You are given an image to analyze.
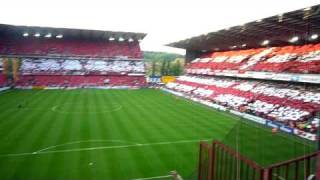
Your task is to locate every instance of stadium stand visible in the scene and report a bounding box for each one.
[186,43,320,74]
[166,5,320,180]
[16,58,146,87]
[167,27,320,138]
[170,42,320,137]
[0,58,7,87]
[19,58,145,74]
[166,75,320,134]
[0,24,147,88]
[0,38,142,58]
[16,75,145,87]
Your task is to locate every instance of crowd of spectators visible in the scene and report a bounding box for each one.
[0,36,146,88]
[20,58,145,74]
[186,43,320,74]
[0,38,142,58]
[166,75,320,134]
[16,75,146,87]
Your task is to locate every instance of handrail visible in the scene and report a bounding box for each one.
[199,140,318,180]
[266,151,318,169]
[213,140,263,170]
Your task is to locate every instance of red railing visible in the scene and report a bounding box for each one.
[198,140,318,180]
[198,142,212,180]
[211,141,264,180]
[264,151,318,180]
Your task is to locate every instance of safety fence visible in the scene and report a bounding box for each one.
[198,140,318,180]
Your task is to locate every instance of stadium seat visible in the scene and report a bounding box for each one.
[0,38,143,58]
[166,75,320,134]
[186,43,320,74]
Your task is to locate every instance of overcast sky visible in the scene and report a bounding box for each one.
[0,0,319,54]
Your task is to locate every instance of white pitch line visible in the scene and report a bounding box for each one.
[35,139,140,153]
[0,139,210,157]
[132,175,172,180]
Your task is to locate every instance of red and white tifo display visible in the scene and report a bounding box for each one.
[0,32,147,88]
[165,75,319,140]
[186,43,320,76]
[13,58,146,88]
[166,43,320,141]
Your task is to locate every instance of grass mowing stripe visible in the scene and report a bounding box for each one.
[3,90,56,179]
[66,90,87,179]
[0,91,47,138]
[87,89,105,178]
[0,89,316,180]
[156,92,239,140]
[0,90,48,153]
[26,90,69,179]
[132,93,200,175]
[34,90,71,178]
[133,90,201,176]
[113,90,156,179]
[91,89,110,178]
[100,90,126,179]
[123,91,171,178]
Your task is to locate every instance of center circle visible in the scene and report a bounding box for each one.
[52,102,122,114]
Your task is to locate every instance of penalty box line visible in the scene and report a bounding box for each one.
[0,139,211,157]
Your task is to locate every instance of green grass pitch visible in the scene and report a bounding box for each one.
[0,89,316,180]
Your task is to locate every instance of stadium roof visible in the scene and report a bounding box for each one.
[0,24,146,41]
[167,4,320,52]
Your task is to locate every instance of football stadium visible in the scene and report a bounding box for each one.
[0,2,320,180]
